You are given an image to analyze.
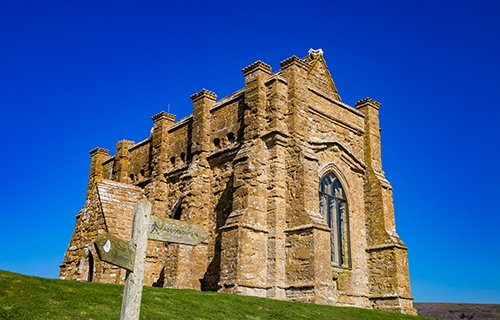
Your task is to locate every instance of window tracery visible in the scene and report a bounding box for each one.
[319,172,350,268]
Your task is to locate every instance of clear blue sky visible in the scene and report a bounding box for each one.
[0,0,498,304]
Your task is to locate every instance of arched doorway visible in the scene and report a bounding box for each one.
[87,252,94,282]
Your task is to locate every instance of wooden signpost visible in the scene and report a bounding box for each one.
[94,198,208,320]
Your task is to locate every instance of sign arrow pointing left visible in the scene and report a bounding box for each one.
[94,233,135,272]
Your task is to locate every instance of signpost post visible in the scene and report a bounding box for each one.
[94,198,207,320]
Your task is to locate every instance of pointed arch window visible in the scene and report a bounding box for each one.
[319,172,350,268]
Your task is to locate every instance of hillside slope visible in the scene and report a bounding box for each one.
[414,303,499,320]
[0,270,429,320]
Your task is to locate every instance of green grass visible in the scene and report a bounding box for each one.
[0,270,429,320]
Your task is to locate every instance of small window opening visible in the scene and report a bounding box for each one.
[180,152,186,162]
[214,138,221,148]
[170,196,184,220]
[227,132,235,143]
[170,156,176,165]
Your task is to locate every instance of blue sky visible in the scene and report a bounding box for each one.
[0,0,498,303]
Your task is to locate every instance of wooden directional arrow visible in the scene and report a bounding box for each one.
[148,216,208,245]
[94,233,135,272]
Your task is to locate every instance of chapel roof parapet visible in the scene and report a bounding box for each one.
[116,140,135,147]
[355,97,382,110]
[89,147,110,157]
[190,89,217,102]
[242,60,272,76]
[265,74,287,86]
[151,111,176,123]
[279,55,310,71]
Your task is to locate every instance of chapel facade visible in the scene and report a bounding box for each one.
[59,49,416,314]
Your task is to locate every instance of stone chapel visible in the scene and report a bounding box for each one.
[59,49,416,315]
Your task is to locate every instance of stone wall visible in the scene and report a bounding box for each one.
[60,49,416,315]
[59,179,143,284]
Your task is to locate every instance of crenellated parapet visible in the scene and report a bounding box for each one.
[191,89,217,154]
[355,98,383,174]
[242,60,272,76]
[152,111,176,123]
[87,147,110,199]
[355,97,381,110]
[190,88,217,102]
[151,111,176,178]
[279,55,310,71]
[264,74,288,135]
[89,147,110,179]
[112,140,135,183]
[242,61,272,139]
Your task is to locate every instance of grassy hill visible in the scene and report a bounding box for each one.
[414,302,499,320]
[0,270,429,320]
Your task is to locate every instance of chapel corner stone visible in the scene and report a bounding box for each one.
[151,111,176,123]
[355,97,382,110]
[90,147,110,156]
[242,60,272,75]
[190,89,217,102]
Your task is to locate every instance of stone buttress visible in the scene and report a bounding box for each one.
[219,62,271,296]
[355,98,416,314]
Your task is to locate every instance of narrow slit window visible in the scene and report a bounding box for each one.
[170,196,184,220]
[87,252,94,282]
